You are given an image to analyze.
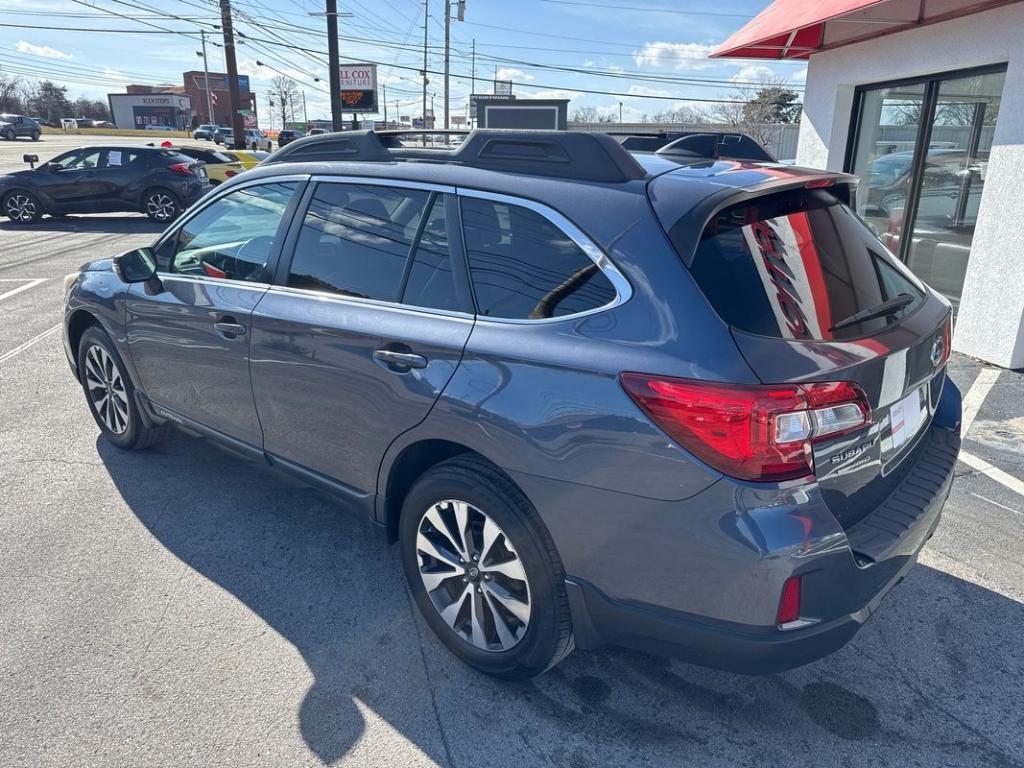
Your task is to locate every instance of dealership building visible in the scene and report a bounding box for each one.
[108,92,192,130]
[714,0,1024,369]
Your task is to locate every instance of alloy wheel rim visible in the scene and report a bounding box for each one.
[5,194,36,222]
[416,499,532,652]
[146,194,175,220]
[84,345,129,435]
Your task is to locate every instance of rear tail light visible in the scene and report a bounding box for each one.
[777,576,802,624]
[168,162,196,176]
[942,315,952,366]
[224,169,238,178]
[620,374,871,482]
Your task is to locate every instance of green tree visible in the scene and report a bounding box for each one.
[31,81,72,124]
[742,86,801,124]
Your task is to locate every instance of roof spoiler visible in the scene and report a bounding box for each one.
[656,132,775,162]
[264,128,647,183]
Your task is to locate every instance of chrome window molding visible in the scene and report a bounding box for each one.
[157,273,272,292]
[263,283,476,322]
[455,187,633,325]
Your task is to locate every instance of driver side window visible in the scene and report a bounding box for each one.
[160,182,299,283]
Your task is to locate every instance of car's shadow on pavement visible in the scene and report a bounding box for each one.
[96,431,1024,767]
[0,215,165,235]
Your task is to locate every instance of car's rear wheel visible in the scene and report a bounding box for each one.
[400,456,574,679]
[30,130,40,141]
[143,188,181,222]
[2,189,43,223]
[2,128,14,141]
[77,326,163,450]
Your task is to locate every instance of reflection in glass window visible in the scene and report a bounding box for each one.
[401,196,460,312]
[288,183,430,300]
[461,197,616,319]
[170,182,298,282]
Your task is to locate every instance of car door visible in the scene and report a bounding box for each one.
[248,178,475,497]
[39,149,106,209]
[125,178,305,447]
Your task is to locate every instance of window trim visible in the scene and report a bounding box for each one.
[150,174,310,284]
[455,187,633,324]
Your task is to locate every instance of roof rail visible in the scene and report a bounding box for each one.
[263,128,646,183]
[263,131,393,164]
[655,132,775,162]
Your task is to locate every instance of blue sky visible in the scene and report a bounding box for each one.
[0,0,806,122]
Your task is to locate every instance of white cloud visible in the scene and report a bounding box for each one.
[730,64,775,84]
[103,68,128,81]
[582,59,596,68]
[625,84,670,98]
[633,42,714,71]
[790,66,807,84]
[496,67,533,82]
[526,89,579,101]
[16,40,72,59]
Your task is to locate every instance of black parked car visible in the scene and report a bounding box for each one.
[1,146,211,224]
[277,129,304,148]
[0,114,41,141]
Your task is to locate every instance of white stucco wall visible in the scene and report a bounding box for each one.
[795,3,1024,369]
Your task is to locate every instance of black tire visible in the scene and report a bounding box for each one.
[30,130,40,141]
[400,455,574,679]
[77,326,164,451]
[3,128,14,141]
[2,189,43,224]
[142,187,181,222]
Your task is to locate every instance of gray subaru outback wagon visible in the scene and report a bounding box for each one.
[62,130,961,679]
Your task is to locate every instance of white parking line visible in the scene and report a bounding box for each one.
[0,278,46,303]
[0,323,60,365]
[961,367,1000,435]
[957,365,1024,498]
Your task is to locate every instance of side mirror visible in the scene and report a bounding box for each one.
[113,248,162,292]
[23,154,39,169]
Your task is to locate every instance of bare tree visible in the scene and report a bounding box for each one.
[0,73,21,112]
[649,105,710,124]
[710,73,801,147]
[270,75,299,128]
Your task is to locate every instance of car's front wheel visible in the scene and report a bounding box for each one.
[400,456,574,679]
[77,326,163,450]
[2,189,43,223]
[142,188,181,222]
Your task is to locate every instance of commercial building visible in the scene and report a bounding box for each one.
[713,0,1024,369]
[108,92,192,130]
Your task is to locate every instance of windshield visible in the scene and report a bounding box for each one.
[688,188,925,341]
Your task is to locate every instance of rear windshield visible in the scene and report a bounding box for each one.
[688,188,924,341]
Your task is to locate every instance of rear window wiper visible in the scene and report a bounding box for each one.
[830,293,916,332]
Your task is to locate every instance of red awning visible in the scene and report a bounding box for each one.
[711,0,1020,59]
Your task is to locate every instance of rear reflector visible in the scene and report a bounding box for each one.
[620,374,870,482]
[777,576,802,624]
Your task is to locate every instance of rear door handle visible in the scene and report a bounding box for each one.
[373,349,427,369]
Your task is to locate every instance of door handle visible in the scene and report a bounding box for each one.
[213,318,247,338]
[374,349,427,370]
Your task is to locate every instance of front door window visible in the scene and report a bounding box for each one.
[848,67,1007,311]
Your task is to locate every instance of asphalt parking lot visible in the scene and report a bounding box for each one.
[2,135,1024,768]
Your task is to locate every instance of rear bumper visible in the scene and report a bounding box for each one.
[518,382,961,674]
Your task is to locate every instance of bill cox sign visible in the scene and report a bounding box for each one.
[339,64,377,113]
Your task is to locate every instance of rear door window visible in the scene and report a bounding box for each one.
[688,188,924,340]
[460,196,616,319]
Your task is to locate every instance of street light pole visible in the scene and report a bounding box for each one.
[200,30,214,124]
[443,1,465,131]
[422,0,428,133]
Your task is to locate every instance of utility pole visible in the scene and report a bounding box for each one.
[219,0,244,149]
[383,84,387,126]
[471,38,476,128]
[422,0,428,133]
[200,30,213,124]
[326,0,343,131]
[302,90,308,126]
[444,0,450,130]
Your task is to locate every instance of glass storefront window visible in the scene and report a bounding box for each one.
[848,67,1007,312]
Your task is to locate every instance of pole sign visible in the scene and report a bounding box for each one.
[470,93,515,119]
[339,63,378,113]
